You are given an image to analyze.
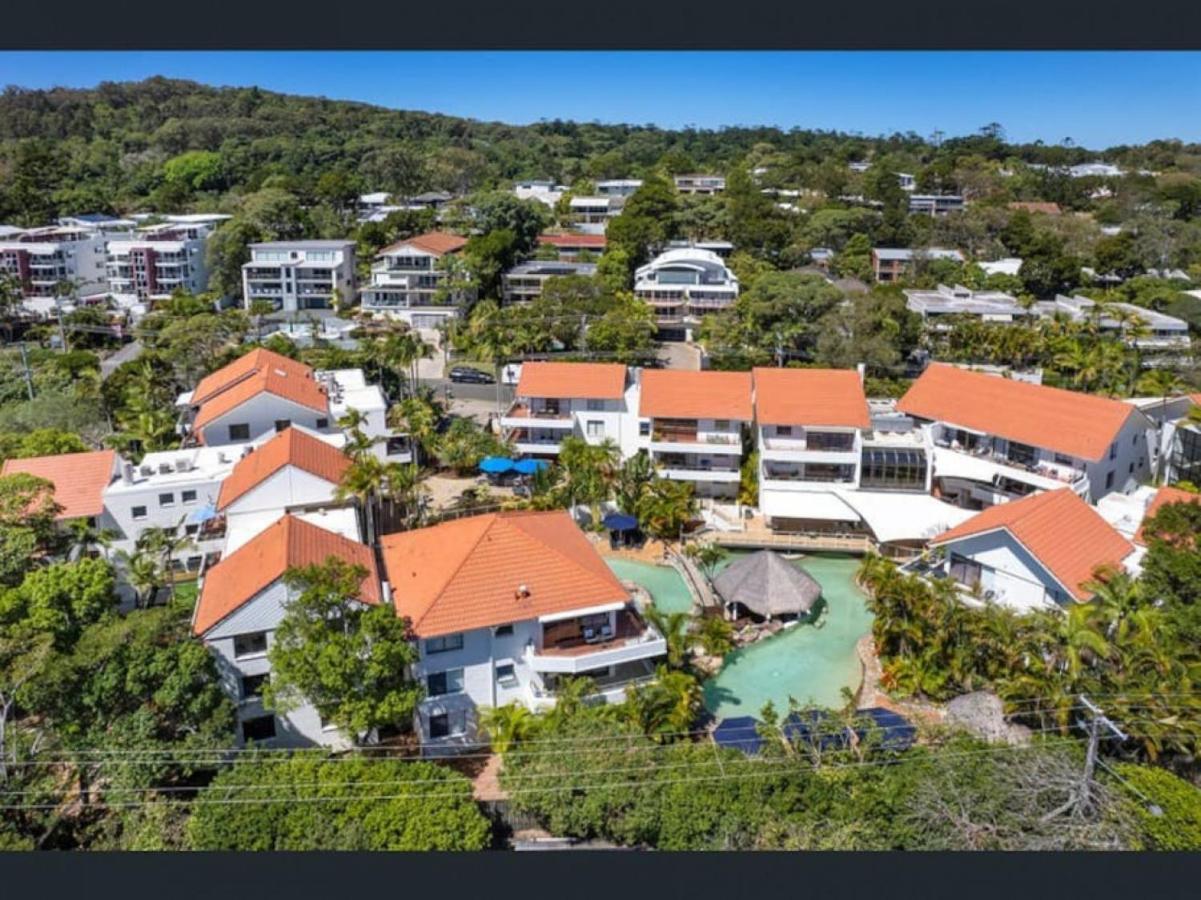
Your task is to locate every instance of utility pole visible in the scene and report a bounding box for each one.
[1078,695,1127,814]
[18,342,34,400]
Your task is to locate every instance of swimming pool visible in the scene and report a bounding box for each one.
[605,558,695,614]
[606,554,875,716]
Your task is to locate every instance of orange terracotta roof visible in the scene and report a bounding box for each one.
[380,231,467,257]
[380,510,628,637]
[1134,486,1201,546]
[898,364,1136,462]
[193,515,380,635]
[1008,202,1062,215]
[752,367,871,429]
[516,362,627,400]
[192,348,314,407]
[193,365,329,432]
[217,428,350,511]
[1,450,116,520]
[639,369,753,421]
[931,489,1133,602]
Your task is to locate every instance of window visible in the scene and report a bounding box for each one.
[241,715,276,742]
[316,418,329,429]
[949,554,983,589]
[639,421,651,437]
[386,436,410,455]
[1132,433,1138,446]
[228,423,250,442]
[185,524,199,536]
[428,710,467,739]
[496,663,518,686]
[241,673,269,699]
[1129,463,1134,474]
[586,420,604,438]
[494,624,514,637]
[186,555,202,570]
[586,399,604,411]
[776,425,793,437]
[274,419,291,433]
[714,420,730,431]
[233,632,269,659]
[1106,470,1115,490]
[181,489,197,504]
[1109,442,1117,461]
[424,634,464,655]
[131,505,147,520]
[159,492,175,507]
[426,668,464,697]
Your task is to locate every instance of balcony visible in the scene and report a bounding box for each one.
[658,465,741,483]
[526,610,666,675]
[526,660,657,708]
[501,402,574,431]
[650,430,742,455]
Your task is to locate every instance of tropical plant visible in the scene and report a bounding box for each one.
[480,702,541,755]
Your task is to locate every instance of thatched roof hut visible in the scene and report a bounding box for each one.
[713,550,822,621]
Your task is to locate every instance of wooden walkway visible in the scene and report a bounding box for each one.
[710,530,874,554]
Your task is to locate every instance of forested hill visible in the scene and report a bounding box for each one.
[1,76,1196,226]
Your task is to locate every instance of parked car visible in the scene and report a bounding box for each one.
[449,366,495,384]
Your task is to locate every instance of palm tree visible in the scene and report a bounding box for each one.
[643,607,692,669]
[557,436,619,528]
[388,391,442,467]
[137,524,195,605]
[685,541,726,586]
[1135,368,1184,483]
[479,703,540,755]
[116,548,165,610]
[66,518,117,559]
[379,461,427,531]
[335,454,387,543]
[615,450,655,514]
[693,614,734,658]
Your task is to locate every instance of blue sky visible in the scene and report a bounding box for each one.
[1,51,1198,148]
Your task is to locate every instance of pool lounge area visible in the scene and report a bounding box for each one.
[604,554,875,717]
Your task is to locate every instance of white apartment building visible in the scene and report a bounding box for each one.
[1034,295,1192,355]
[192,514,380,748]
[568,196,618,233]
[317,367,413,464]
[634,246,740,340]
[500,260,597,304]
[359,231,471,328]
[514,180,567,208]
[595,179,643,197]
[904,284,1032,327]
[898,363,1156,509]
[241,241,356,313]
[674,174,726,194]
[380,510,666,751]
[909,194,965,216]
[501,362,637,457]
[633,369,752,500]
[106,221,214,302]
[0,226,109,299]
[925,488,1136,613]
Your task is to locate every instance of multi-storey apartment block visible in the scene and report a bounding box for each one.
[380,510,666,751]
[535,232,607,260]
[634,247,740,341]
[634,369,752,500]
[898,363,1156,508]
[908,194,965,216]
[359,231,471,328]
[241,240,356,313]
[501,362,636,457]
[106,221,214,302]
[872,247,965,283]
[0,226,109,299]
[674,174,726,194]
[501,260,597,304]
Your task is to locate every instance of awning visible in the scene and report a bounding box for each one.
[759,489,861,522]
[538,601,626,623]
[834,490,974,544]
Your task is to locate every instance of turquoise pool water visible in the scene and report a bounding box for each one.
[605,558,695,614]
[606,554,875,716]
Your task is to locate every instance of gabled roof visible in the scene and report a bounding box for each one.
[516,362,627,400]
[217,428,350,511]
[192,348,314,407]
[898,363,1136,462]
[380,231,467,257]
[752,368,871,429]
[930,489,1133,602]
[1,450,116,520]
[193,515,380,636]
[638,369,753,421]
[192,356,329,432]
[380,510,628,637]
[1134,485,1201,546]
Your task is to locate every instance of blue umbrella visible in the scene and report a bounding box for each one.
[479,457,514,474]
[187,503,219,524]
[711,716,764,756]
[854,707,917,751]
[602,512,639,532]
[512,458,549,475]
